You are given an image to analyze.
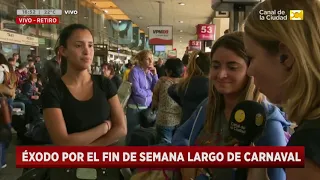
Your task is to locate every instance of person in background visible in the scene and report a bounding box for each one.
[21,74,39,104]
[34,56,42,75]
[42,47,61,87]
[126,50,158,144]
[12,53,19,67]
[172,32,288,180]
[168,50,210,125]
[101,63,122,89]
[36,74,43,93]
[122,62,133,81]
[26,59,35,69]
[15,63,28,89]
[28,66,36,75]
[155,58,165,78]
[0,53,17,169]
[152,58,184,144]
[244,0,320,179]
[7,58,16,71]
[181,54,189,77]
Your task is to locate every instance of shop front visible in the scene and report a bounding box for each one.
[0,30,39,61]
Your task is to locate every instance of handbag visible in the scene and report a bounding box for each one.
[131,95,157,128]
[0,95,11,125]
[139,107,157,128]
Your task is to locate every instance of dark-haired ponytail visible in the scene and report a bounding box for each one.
[56,24,92,76]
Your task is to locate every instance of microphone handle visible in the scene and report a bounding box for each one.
[234,168,248,180]
[234,141,251,180]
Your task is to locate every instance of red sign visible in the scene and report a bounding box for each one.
[16,16,60,24]
[197,24,216,41]
[189,40,201,50]
[16,146,304,168]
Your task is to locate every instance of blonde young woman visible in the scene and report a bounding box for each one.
[172,32,290,180]
[243,0,320,179]
[126,50,158,144]
[168,50,210,125]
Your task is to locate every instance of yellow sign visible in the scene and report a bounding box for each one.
[255,113,264,126]
[234,110,245,123]
[290,10,303,20]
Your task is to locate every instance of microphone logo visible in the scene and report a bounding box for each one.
[255,113,264,126]
[234,109,245,123]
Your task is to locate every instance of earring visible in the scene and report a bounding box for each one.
[280,54,288,63]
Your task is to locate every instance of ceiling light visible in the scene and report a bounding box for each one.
[180,37,182,38]
[179,40,182,43]
[179,20,183,23]
[119,20,122,23]
[138,16,143,19]
[104,10,108,13]
[179,30,183,32]
[147,26,149,28]
[178,2,185,5]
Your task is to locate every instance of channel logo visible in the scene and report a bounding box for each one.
[290,10,303,20]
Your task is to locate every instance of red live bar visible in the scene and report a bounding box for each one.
[16,16,59,24]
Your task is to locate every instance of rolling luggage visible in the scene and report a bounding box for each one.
[128,127,157,146]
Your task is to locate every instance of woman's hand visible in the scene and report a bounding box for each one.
[149,66,157,75]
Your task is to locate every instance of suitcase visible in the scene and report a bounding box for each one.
[128,127,157,146]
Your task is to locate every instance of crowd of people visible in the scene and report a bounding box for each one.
[0,0,319,179]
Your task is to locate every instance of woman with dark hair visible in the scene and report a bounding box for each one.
[168,50,210,125]
[101,63,122,89]
[152,58,184,144]
[41,24,126,148]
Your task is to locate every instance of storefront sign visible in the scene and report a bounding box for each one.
[197,24,216,41]
[149,26,173,45]
[189,40,201,50]
[0,30,39,46]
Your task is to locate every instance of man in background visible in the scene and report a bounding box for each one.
[42,47,61,86]
[155,58,165,78]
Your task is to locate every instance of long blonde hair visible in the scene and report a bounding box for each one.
[204,32,264,133]
[245,0,320,123]
[134,50,153,66]
[177,50,210,92]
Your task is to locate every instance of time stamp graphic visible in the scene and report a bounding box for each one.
[259,9,304,21]
[15,9,78,24]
